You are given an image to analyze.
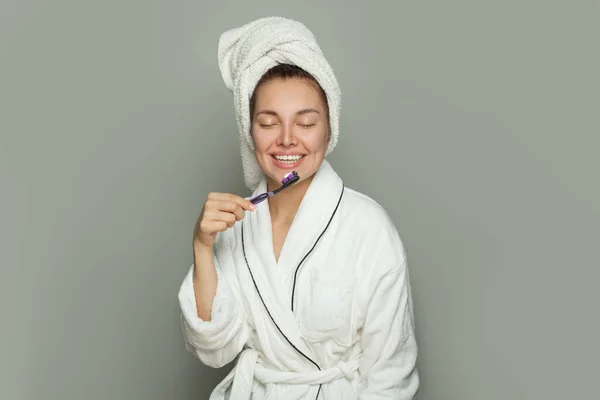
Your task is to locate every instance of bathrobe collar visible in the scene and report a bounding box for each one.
[241,159,344,362]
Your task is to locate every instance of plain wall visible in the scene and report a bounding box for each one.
[1,1,598,399]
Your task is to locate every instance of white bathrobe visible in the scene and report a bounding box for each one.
[178,160,419,399]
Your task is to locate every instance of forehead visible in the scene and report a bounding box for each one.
[253,78,325,110]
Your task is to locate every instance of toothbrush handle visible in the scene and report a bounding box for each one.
[250,192,273,205]
[250,195,266,205]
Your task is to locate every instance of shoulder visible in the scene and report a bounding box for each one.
[339,186,397,233]
[338,186,407,266]
[329,186,409,284]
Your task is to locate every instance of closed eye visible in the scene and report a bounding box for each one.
[299,124,316,128]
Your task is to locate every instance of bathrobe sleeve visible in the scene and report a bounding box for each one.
[356,239,419,398]
[178,247,251,368]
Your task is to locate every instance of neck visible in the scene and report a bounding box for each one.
[267,175,314,224]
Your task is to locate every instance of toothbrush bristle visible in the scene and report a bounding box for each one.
[281,171,299,184]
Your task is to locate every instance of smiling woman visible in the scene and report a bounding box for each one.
[178,16,420,400]
[250,65,331,195]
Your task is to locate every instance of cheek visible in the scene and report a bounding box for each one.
[251,132,268,153]
[309,130,329,153]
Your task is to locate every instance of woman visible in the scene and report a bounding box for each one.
[179,17,419,399]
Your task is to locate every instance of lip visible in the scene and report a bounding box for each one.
[270,153,306,156]
[271,155,305,169]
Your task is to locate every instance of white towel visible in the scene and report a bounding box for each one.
[217,16,341,191]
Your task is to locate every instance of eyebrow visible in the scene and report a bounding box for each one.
[254,108,320,118]
[297,108,320,115]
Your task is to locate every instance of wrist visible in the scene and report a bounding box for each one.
[193,239,213,256]
[194,241,213,254]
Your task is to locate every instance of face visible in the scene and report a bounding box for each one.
[251,78,330,190]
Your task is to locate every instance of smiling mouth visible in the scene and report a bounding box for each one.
[272,155,305,164]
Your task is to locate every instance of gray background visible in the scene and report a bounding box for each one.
[1,1,598,399]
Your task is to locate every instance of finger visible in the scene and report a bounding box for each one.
[243,199,256,211]
[204,199,237,214]
[212,201,245,221]
[219,211,237,228]
[216,200,239,213]
[215,200,253,217]
[210,193,256,212]
[232,205,245,221]
[205,210,237,228]
[200,220,228,234]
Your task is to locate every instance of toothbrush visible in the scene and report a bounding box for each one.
[250,171,300,205]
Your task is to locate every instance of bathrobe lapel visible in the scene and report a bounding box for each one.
[241,160,345,363]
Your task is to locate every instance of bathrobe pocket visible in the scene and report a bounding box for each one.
[299,269,355,346]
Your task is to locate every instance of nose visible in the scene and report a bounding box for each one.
[276,121,297,147]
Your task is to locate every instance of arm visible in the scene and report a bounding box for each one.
[179,192,255,368]
[178,244,251,368]
[192,243,218,321]
[356,261,419,399]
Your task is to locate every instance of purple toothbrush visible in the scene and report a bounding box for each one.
[250,171,300,205]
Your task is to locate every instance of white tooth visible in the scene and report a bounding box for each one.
[275,155,302,162]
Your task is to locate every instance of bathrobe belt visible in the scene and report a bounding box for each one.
[229,348,359,398]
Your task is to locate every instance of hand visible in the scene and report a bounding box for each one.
[193,192,256,249]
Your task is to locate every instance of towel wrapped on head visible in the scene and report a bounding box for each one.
[217,16,341,191]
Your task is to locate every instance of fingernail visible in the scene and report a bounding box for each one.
[249,204,256,211]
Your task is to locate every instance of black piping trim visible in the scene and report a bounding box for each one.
[291,185,345,312]
[241,183,344,400]
[242,223,321,373]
